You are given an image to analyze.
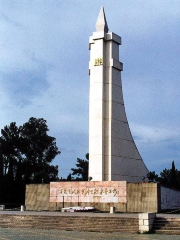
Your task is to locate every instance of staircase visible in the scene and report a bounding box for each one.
[153,217,180,234]
[0,214,138,233]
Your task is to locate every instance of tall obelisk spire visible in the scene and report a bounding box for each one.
[88,8,148,182]
[96,7,109,32]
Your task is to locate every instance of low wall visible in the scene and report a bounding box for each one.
[161,186,180,210]
[127,183,159,213]
[25,184,50,211]
[26,182,160,212]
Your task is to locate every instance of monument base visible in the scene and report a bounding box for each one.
[25,181,161,213]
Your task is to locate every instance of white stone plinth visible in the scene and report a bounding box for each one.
[139,213,156,233]
[110,206,115,214]
[21,205,26,211]
[0,205,5,211]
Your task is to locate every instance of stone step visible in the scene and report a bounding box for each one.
[152,217,180,234]
[154,220,180,223]
[0,214,138,233]
[155,218,180,221]
[0,223,138,229]
[6,224,137,230]
[0,220,138,225]
[154,221,180,225]
[0,222,138,229]
[0,216,137,220]
[0,219,137,224]
[0,219,136,222]
[154,227,180,231]
[154,230,180,235]
[0,223,138,232]
[154,224,180,227]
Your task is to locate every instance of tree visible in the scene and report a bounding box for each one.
[20,117,60,183]
[0,117,60,204]
[170,161,178,188]
[158,161,179,189]
[71,153,89,181]
[147,171,159,182]
[0,122,22,203]
[158,168,171,186]
[0,150,4,203]
[67,173,72,181]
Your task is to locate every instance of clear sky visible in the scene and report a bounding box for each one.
[1,0,180,178]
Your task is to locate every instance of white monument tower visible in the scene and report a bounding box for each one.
[89,7,148,182]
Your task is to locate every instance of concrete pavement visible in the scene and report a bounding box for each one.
[0,210,180,219]
[0,228,180,240]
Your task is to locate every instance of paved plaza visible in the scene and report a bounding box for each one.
[1,212,180,239]
[0,228,179,240]
[1,210,180,219]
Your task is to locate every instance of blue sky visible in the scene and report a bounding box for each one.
[1,0,180,178]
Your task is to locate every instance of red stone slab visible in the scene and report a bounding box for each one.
[50,188,57,197]
[50,181,127,203]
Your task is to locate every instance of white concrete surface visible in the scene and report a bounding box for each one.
[89,7,148,182]
[139,213,156,233]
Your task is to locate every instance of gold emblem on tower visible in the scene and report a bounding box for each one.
[94,58,103,66]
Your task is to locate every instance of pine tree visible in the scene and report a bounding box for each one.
[71,154,89,181]
[170,161,178,188]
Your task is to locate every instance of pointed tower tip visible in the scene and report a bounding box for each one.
[96,7,109,33]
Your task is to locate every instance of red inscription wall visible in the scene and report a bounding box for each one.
[50,181,127,203]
